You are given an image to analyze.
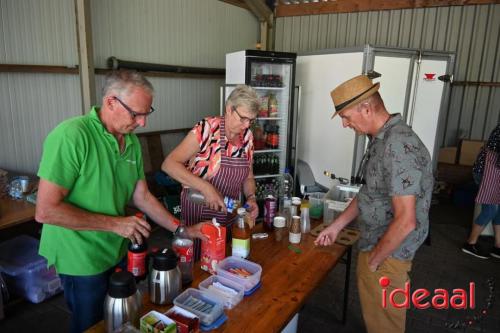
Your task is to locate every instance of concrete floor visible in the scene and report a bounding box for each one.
[1,202,499,333]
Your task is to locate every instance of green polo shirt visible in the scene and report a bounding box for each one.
[38,107,145,275]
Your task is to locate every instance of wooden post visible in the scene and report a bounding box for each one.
[74,0,96,114]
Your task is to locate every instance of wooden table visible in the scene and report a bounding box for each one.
[0,196,36,230]
[87,222,352,332]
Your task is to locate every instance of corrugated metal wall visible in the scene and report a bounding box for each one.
[275,4,500,147]
[0,0,259,174]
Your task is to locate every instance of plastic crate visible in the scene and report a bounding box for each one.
[216,256,261,292]
[322,183,360,225]
[307,192,325,219]
[0,235,62,303]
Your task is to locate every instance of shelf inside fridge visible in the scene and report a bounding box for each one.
[254,174,281,179]
[253,87,286,91]
[254,149,282,154]
[256,117,282,121]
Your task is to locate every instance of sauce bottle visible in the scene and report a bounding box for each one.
[232,208,251,258]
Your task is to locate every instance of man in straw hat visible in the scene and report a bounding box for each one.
[315,75,433,333]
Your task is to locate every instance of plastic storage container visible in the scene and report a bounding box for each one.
[216,256,262,292]
[0,235,62,303]
[307,192,325,219]
[173,288,224,326]
[322,183,360,225]
[198,275,244,309]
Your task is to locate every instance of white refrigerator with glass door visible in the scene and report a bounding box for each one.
[224,50,297,214]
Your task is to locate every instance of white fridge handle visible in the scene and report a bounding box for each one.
[293,85,302,193]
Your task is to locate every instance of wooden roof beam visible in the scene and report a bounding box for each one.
[276,0,500,17]
[243,0,273,26]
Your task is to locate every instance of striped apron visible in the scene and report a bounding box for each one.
[476,150,500,205]
[180,119,250,260]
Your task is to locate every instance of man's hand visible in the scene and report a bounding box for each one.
[113,215,151,244]
[186,221,209,241]
[367,251,380,272]
[314,223,341,246]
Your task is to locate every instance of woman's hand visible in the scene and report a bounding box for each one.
[201,183,226,212]
[245,197,259,221]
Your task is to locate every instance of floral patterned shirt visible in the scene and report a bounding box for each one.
[357,114,433,260]
[187,116,254,180]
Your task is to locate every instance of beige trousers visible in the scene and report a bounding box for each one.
[357,251,412,333]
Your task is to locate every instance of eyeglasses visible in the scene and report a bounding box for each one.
[114,96,155,119]
[231,106,256,125]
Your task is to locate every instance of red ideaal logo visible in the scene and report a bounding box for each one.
[379,277,475,309]
[424,73,436,81]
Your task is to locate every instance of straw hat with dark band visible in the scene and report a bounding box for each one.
[330,75,380,118]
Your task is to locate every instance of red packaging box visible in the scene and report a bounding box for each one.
[200,220,226,274]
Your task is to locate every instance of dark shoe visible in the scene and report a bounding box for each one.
[461,243,490,259]
[490,247,500,259]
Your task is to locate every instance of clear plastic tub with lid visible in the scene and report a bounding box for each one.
[198,274,244,309]
[173,288,224,326]
[215,256,262,292]
[0,235,62,303]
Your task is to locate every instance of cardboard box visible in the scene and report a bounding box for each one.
[140,310,176,333]
[200,221,226,274]
[458,140,485,166]
[437,163,472,185]
[165,306,200,333]
[438,147,458,164]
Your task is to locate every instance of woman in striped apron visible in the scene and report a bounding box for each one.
[462,124,500,259]
[162,85,259,259]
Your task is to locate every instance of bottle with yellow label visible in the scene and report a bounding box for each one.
[232,208,251,258]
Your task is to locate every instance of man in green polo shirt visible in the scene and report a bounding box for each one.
[36,70,205,333]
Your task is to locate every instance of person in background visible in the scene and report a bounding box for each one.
[462,124,500,259]
[315,75,433,333]
[162,85,259,259]
[35,70,205,333]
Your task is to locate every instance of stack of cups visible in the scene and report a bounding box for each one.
[273,216,286,241]
[290,197,301,217]
[289,216,301,244]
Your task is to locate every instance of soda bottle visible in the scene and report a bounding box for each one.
[186,188,236,213]
[232,208,251,258]
[127,212,148,282]
[281,168,293,201]
[172,224,194,286]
